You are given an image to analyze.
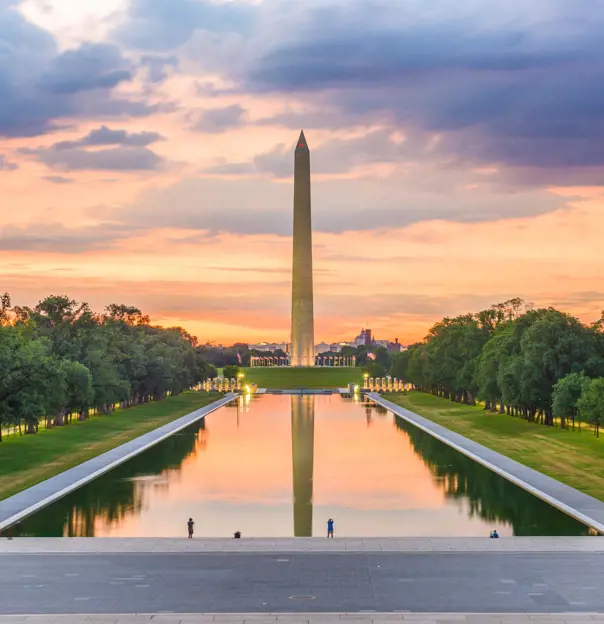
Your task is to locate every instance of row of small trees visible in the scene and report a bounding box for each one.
[0,294,216,441]
[389,298,604,435]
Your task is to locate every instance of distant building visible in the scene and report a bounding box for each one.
[388,338,402,354]
[353,328,373,346]
[329,343,341,352]
[249,342,289,353]
[374,339,389,348]
[315,342,330,355]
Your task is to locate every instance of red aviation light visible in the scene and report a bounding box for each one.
[298,142,305,148]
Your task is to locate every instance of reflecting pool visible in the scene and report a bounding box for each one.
[12,394,592,537]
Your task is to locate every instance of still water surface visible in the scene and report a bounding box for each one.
[14,394,591,537]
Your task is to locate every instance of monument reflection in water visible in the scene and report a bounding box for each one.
[12,394,593,537]
[291,395,314,536]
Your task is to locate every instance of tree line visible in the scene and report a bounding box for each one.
[389,298,604,435]
[0,294,216,441]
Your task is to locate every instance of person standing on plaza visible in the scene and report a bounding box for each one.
[327,518,334,538]
[187,518,195,538]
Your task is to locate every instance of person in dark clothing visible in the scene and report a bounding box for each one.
[187,518,195,538]
[327,518,334,538]
[234,531,241,539]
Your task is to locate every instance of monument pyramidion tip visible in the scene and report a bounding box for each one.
[296,130,308,151]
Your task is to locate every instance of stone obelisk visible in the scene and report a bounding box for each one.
[290,130,315,367]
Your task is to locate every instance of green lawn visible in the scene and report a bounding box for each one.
[241,366,363,388]
[0,391,219,502]
[385,392,604,501]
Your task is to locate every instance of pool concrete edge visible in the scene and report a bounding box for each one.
[0,393,237,532]
[2,536,604,553]
[369,393,604,535]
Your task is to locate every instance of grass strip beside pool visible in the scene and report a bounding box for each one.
[241,366,363,388]
[0,391,219,501]
[386,392,604,502]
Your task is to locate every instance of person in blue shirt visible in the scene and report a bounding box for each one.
[327,518,334,538]
[490,529,499,538]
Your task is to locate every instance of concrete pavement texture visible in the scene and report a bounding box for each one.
[2,552,604,614]
[4,615,604,624]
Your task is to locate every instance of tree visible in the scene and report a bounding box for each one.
[390,349,413,380]
[366,362,387,379]
[578,378,604,437]
[399,299,604,431]
[552,372,588,430]
[223,365,240,379]
[63,360,94,422]
[518,309,601,425]
[0,293,11,326]
[1,292,216,441]
[0,330,63,435]
[374,346,391,371]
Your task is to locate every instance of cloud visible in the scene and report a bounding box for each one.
[0,11,158,138]
[256,107,377,131]
[112,0,256,51]
[192,104,247,133]
[204,0,604,184]
[38,43,133,94]
[20,126,168,172]
[117,165,562,237]
[0,154,18,171]
[254,130,406,177]
[53,125,165,150]
[42,176,73,184]
[139,54,179,83]
[22,146,166,172]
[0,222,130,252]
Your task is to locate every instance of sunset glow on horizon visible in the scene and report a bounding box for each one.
[3,0,604,346]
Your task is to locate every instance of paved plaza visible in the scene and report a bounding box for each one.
[3,614,604,623]
[1,547,604,615]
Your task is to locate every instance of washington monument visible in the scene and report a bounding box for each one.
[290,130,315,367]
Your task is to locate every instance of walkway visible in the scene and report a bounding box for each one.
[0,394,236,532]
[368,394,604,534]
[2,549,604,614]
[2,614,604,623]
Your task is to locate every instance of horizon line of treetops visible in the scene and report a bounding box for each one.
[389,298,604,436]
[3,293,604,440]
[0,293,219,441]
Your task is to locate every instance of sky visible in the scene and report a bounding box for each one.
[2,0,604,345]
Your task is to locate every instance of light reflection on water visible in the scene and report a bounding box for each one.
[13,394,592,537]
